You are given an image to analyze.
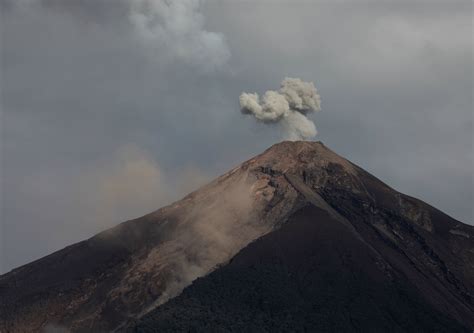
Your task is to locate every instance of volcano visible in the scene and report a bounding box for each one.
[1,141,473,332]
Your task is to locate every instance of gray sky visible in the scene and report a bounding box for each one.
[0,0,472,273]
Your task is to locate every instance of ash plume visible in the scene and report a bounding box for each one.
[239,78,321,140]
[129,0,230,71]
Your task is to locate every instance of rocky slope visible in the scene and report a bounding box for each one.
[131,204,470,332]
[1,141,473,332]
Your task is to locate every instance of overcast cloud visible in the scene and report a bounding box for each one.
[0,0,472,273]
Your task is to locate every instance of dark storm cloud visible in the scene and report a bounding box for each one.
[1,1,472,273]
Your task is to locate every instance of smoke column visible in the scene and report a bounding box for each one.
[239,78,321,140]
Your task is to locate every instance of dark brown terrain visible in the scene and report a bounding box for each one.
[131,204,471,332]
[1,141,473,332]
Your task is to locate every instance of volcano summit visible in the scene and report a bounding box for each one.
[1,141,473,332]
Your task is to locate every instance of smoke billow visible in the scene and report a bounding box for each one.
[129,0,230,71]
[239,78,321,140]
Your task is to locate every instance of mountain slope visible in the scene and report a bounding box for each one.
[1,141,473,332]
[0,145,302,332]
[131,204,469,332]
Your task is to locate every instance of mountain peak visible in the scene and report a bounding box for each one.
[243,140,357,178]
[1,142,473,332]
[257,140,329,160]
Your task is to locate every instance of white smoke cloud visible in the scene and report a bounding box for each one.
[239,78,321,140]
[129,0,230,71]
[4,0,230,72]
